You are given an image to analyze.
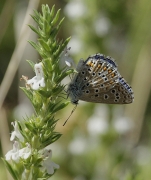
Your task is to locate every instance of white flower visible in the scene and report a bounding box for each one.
[27,63,45,90]
[40,149,59,175]
[87,105,109,136]
[10,121,24,142]
[93,15,111,37]
[64,0,87,20]
[5,141,20,162]
[19,143,31,159]
[113,117,133,134]
[59,47,75,68]
[69,137,87,155]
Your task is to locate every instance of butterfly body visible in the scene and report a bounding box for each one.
[67,53,134,105]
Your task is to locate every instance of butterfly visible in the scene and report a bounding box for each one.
[67,53,134,105]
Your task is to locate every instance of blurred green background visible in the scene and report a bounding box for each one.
[0,0,151,180]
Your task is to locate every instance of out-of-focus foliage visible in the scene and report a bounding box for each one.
[0,0,151,180]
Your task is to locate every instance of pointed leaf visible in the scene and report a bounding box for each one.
[51,9,61,26]
[30,14,39,24]
[25,122,37,135]
[2,158,19,180]
[53,101,69,113]
[56,69,75,83]
[38,39,50,51]
[28,25,41,36]
[28,40,40,51]
[49,5,55,22]
[20,87,33,102]
[26,60,35,71]
[54,36,71,58]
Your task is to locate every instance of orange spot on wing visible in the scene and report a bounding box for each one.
[111,73,115,77]
[108,69,112,73]
[97,64,101,68]
[87,61,94,67]
[103,66,107,71]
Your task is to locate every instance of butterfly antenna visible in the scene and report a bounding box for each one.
[63,104,77,126]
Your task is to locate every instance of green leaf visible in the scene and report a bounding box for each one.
[53,101,70,113]
[17,121,29,141]
[26,60,35,71]
[47,101,57,113]
[32,91,43,111]
[42,132,62,147]
[51,9,61,26]
[25,122,37,135]
[20,87,33,102]
[50,17,64,40]
[54,36,71,58]
[51,85,64,95]
[38,89,51,98]
[49,5,55,22]
[30,14,39,24]
[56,69,75,83]
[38,39,50,51]
[33,9,40,20]
[2,158,19,180]
[28,40,41,52]
[28,25,41,36]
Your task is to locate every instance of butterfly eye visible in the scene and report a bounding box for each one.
[86,83,90,86]
[100,84,104,87]
[92,72,96,76]
[95,94,99,97]
[81,71,85,75]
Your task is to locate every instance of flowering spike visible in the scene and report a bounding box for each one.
[4,4,75,179]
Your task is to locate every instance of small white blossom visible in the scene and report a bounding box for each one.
[69,137,87,155]
[113,117,134,134]
[27,63,45,90]
[10,121,24,142]
[87,105,109,136]
[19,143,31,159]
[93,15,111,37]
[40,149,59,175]
[64,0,87,20]
[5,141,20,162]
[59,47,75,68]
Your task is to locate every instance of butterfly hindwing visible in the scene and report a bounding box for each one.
[67,53,134,104]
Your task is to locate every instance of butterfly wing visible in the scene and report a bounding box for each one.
[75,54,134,104]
